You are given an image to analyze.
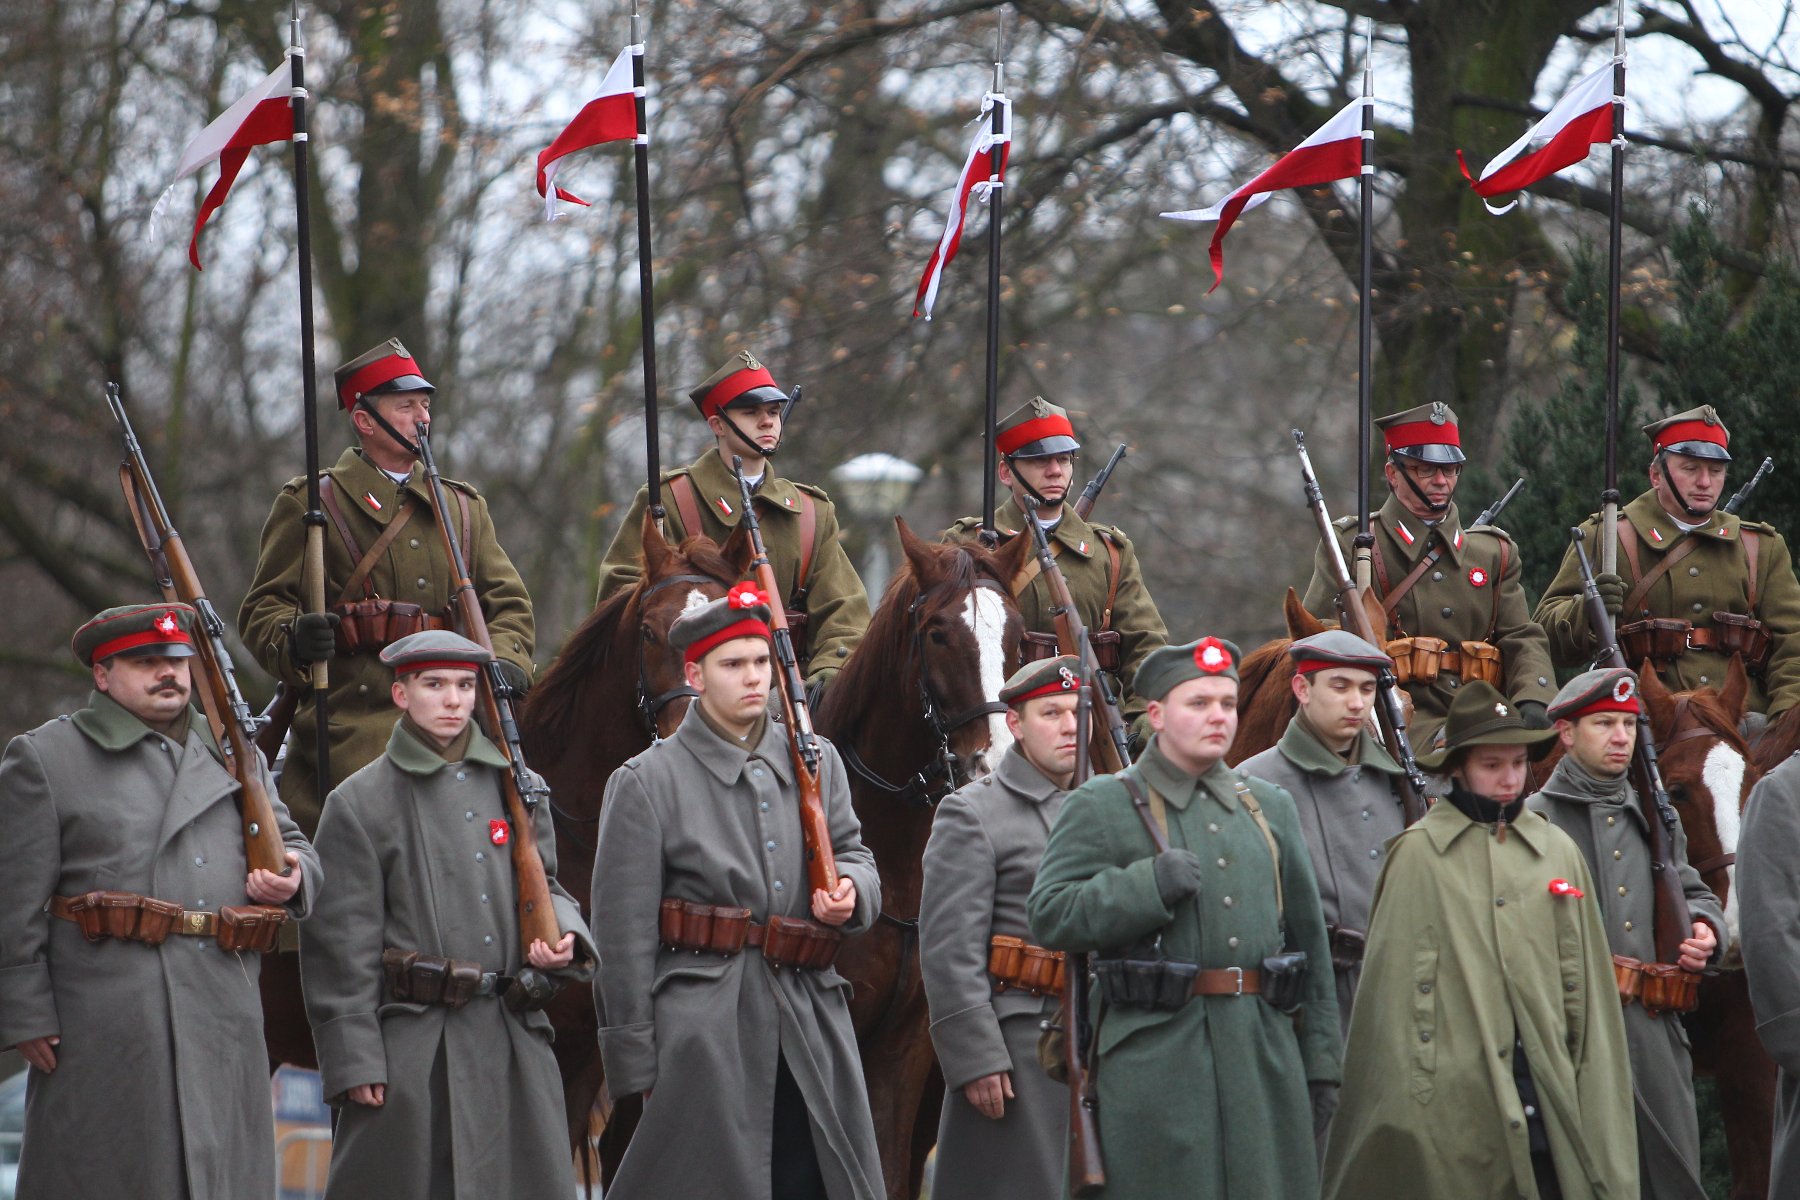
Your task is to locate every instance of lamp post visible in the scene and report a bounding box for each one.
[831,453,925,598]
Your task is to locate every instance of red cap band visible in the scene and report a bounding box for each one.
[1383,419,1462,452]
[1563,695,1641,720]
[1294,659,1349,677]
[394,659,483,677]
[339,352,422,411]
[91,626,195,663]
[683,618,773,665]
[998,413,1077,456]
[698,366,778,420]
[1010,680,1077,707]
[1651,419,1729,456]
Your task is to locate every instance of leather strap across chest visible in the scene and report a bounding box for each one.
[1374,527,1505,639]
[319,476,470,605]
[669,474,817,600]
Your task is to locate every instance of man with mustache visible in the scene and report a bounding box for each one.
[0,603,318,1200]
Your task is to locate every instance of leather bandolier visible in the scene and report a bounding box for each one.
[668,475,818,658]
[1614,519,1773,675]
[658,897,842,971]
[1611,954,1701,1016]
[986,934,1066,996]
[319,477,465,656]
[50,891,286,953]
[381,947,555,1013]
[1373,534,1505,689]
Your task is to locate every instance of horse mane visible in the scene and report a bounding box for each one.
[1653,683,1751,755]
[523,586,640,753]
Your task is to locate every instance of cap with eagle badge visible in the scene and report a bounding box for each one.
[73,603,200,666]
[1547,667,1641,723]
[379,630,492,677]
[670,583,774,665]
[1415,680,1558,770]
[1375,402,1467,466]
[333,338,436,412]
[1134,636,1241,702]
[996,396,1082,460]
[689,349,792,420]
[1286,629,1390,677]
[999,655,1083,708]
[1643,405,1731,463]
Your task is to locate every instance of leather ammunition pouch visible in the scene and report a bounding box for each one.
[1022,629,1121,673]
[51,892,284,952]
[1385,637,1502,688]
[1325,925,1367,973]
[382,948,483,1009]
[331,598,453,655]
[1093,938,1200,1011]
[1259,950,1309,1013]
[658,897,841,970]
[1612,954,1701,1016]
[987,934,1066,996]
[503,967,558,1014]
[1618,615,1771,676]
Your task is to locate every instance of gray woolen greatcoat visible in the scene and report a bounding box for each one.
[919,744,1068,1200]
[593,705,884,1200]
[300,721,594,1200]
[1238,717,1406,1042]
[1530,757,1725,1200]
[0,692,319,1200]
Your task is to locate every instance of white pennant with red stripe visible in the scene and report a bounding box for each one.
[151,58,295,271]
[536,45,642,221]
[1456,59,1617,216]
[912,92,1011,320]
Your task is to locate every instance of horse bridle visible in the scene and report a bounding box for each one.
[840,575,1012,808]
[1664,693,1748,885]
[635,572,730,740]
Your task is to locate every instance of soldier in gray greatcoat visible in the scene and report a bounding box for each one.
[1529,667,1723,1200]
[1741,750,1800,1198]
[920,655,1082,1200]
[1238,630,1407,1048]
[300,630,593,1200]
[593,588,884,1200]
[0,603,318,1200]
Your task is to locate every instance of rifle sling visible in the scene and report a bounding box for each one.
[1120,773,1282,921]
[320,477,466,607]
[1379,542,1441,626]
[1621,523,1706,618]
[1010,529,1122,631]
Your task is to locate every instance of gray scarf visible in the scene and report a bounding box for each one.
[1540,752,1630,806]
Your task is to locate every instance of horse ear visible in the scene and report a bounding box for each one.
[641,509,673,577]
[991,527,1033,581]
[1637,659,1675,731]
[1718,653,1750,722]
[895,518,939,580]
[720,525,756,578]
[1284,588,1327,639]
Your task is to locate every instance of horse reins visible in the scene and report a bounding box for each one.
[1662,694,1746,884]
[635,572,728,739]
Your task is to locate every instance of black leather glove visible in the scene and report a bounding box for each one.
[1309,1081,1340,1139]
[290,612,340,666]
[1594,571,1626,617]
[1518,700,1551,730]
[1152,849,1204,905]
[494,658,532,700]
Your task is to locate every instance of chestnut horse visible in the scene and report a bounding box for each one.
[815,520,1028,1200]
[518,515,749,1181]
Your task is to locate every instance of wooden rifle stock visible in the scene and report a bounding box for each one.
[253,684,300,771]
[1569,528,1692,965]
[414,425,561,949]
[107,384,288,875]
[732,459,838,897]
[1061,632,1105,1194]
[1025,510,1132,772]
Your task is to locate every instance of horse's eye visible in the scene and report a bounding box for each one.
[1668,783,1690,806]
[642,628,659,646]
[929,629,948,646]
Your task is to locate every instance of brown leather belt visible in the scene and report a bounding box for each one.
[1191,967,1264,997]
[987,934,1066,995]
[1612,954,1701,1016]
[49,891,287,953]
[659,898,841,970]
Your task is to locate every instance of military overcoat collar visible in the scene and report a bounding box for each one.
[1134,736,1242,813]
[1419,792,1551,856]
[684,448,806,527]
[385,717,508,776]
[1275,714,1403,779]
[1379,493,1466,566]
[73,691,222,763]
[327,446,447,526]
[994,743,1064,804]
[1624,488,1742,552]
[1537,755,1650,832]
[993,497,1100,560]
[670,701,794,787]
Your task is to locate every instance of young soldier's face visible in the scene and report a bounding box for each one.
[687,638,773,731]
[1452,745,1531,803]
[1147,676,1239,773]
[998,454,1073,508]
[708,401,784,457]
[1291,667,1377,752]
[1006,694,1080,782]
[392,668,477,747]
[1650,453,1727,517]
[1558,712,1636,780]
[94,653,193,726]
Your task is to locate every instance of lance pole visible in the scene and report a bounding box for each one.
[1601,0,1627,576]
[631,1,665,530]
[980,18,1008,543]
[1354,17,1377,591]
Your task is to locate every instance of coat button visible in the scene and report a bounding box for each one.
[753,767,765,778]
[1369,849,1380,859]
[160,741,170,752]
[358,684,369,696]
[1566,981,1577,992]
[1617,886,1628,896]
[1419,983,1432,994]
[1624,920,1635,931]
[476,852,486,863]
[484,935,494,946]
[1524,1104,1537,1118]
[194,856,204,866]
[1607,816,1615,826]
[466,811,475,821]
[1420,1032,1431,1043]
[417,577,429,590]
[1222,896,1234,908]
[1216,857,1228,868]
[766,840,777,852]
[1361,810,1371,820]
[1689,566,1700,576]
[481,894,489,904]
[1495,897,1505,907]
[1447,678,1459,689]
[759,802,770,812]
[1693,602,1704,613]
[1699,675,1709,685]
[456,771,467,781]
[1432,571,1444,582]
[1207,823,1220,834]
[1613,850,1622,860]
[1227,936,1239,949]
[773,881,784,892]
[410,538,421,550]
[1440,606,1453,618]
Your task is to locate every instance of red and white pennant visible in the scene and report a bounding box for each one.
[912,93,1012,320]
[535,44,644,221]
[1457,59,1618,216]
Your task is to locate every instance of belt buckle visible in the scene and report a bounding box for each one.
[1228,965,1243,996]
[184,911,212,937]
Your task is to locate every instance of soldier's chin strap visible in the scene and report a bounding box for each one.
[1655,451,1708,520]
[358,397,423,460]
[1393,454,1451,516]
[1007,455,1064,526]
[717,408,781,462]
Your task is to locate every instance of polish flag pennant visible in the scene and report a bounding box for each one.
[151,59,295,271]
[1457,59,1617,216]
[536,45,642,221]
[1161,96,1370,294]
[912,93,1012,320]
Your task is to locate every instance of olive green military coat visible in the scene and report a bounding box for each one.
[945,498,1168,728]
[919,744,1068,1200]
[593,706,884,1200]
[1304,495,1556,744]
[1321,803,1637,1200]
[239,446,536,834]
[595,448,870,686]
[1534,490,1800,715]
[0,693,319,1200]
[300,721,592,1200]
[1238,717,1407,1041]
[1028,738,1341,1200]
[1530,755,1724,1200]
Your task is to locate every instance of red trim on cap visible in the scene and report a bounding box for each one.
[1383,419,1462,452]
[683,618,772,665]
[1292,658,1382,676]
[339,352,422,411]
[1651,419,1729,456]
[394,659,484,677]
[1561,695,1641,720]
[1010,678,1079,707]
[997,413,1077,457]
[91,625,195,663]
[698,366,778,419]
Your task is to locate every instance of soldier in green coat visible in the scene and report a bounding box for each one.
[1303,402,1555,747]
[594,348,871,698]
[944,398,1168,735]
[1535,406,1800,721]
[239,338,536,836]
[1029,637,1341,1200]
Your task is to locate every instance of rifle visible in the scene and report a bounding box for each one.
[1293,430,1430,824]
[253,684,299,770]
[1570,528,1691,966]
[414,424,561,949]
[1473,477,1526,529]
[1025,516,1132,771]
[1073,443,1127,522]
[1724,456,1774,516]
[732,457,839,897]
[1060,627,1105,1195]
[107,383,289,875]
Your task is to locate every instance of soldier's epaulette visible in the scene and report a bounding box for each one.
[1331,514,1358,532]
[1093,524,1127,547]
[441,476,481,499]
[1741,518,1779,536]
[793,481,832,502]
[1465,522,1514,541]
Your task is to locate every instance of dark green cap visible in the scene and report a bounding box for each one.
[1135,636,1240,702]
[1000,655,1083,707]
[379,629,491,675]
[671,583,774,664]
